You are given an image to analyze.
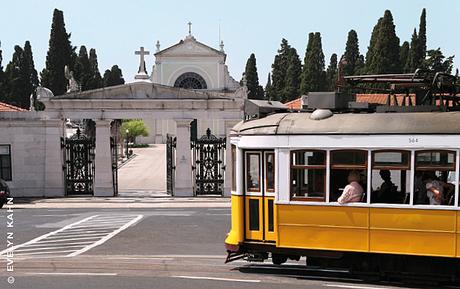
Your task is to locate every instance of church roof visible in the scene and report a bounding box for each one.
[155,36,226,60]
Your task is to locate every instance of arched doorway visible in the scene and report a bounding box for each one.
[174,72,207,89]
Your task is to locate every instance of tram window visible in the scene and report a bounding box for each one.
[290,151,326,201]
[330,150,367,203]
[231,145,236,191]
[265,153,275,192]
[246,153,260,192]
[371,151,411,204]
[414,151,456,206]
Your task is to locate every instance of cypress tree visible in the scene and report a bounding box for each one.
[342,30,362,76]
[243,53,264,100]
[366,10,401,74]
[365,17,383,73]
[21,41,39,107]
[300,32,326,93]
[264,73,272,100]
[326,54,338,91]
[405,29,419,73]
[88,48,103,90]
[103,65,125,87]
[269,39,291,101]
[283,47,301,102]
[417,8,427,65]
[400,41,410,73]
[3,42,39,108]
[40,9,75,95]
[74,46,90,90]
[0,42,5,101]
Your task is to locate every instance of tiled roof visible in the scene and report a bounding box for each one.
[356,93,416,106]
[0,102,27,112]
[285,98,302,109]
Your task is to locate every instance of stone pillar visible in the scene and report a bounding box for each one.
[44,120,65,197]
[224,120,240,197]
[174,119,193,197]
[94,119,114,197]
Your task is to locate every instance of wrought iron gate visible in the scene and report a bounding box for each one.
[110,136,118,196]
[166,134,176,195]
[191,128,226,195]
[62,128,95,195]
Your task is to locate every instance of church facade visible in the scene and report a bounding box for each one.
[140,33,242,143]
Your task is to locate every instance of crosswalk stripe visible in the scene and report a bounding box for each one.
[0,214,143,258]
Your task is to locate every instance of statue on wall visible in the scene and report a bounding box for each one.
[65,65,80,93]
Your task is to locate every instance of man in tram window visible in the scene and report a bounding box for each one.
[373,170,398,203]
[414,171,429,204]
[338,170,364,204]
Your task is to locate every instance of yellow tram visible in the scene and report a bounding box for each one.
[225,89,460,280]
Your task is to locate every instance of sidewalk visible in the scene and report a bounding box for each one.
[8,195,230,209]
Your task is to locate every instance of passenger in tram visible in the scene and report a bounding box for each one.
[338,171,364,204]
[373,170,398,203]
[425,174,444,205]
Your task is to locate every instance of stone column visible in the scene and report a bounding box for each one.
[44,119,66,197]
[224,120,240,197]
[174,119,193,197]
[94,119,114,197]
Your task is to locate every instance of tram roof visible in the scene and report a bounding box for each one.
[232,111,460,135]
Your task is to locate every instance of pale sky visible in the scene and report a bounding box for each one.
[1,0,458,86]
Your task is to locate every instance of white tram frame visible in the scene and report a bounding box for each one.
[232,134,460,211]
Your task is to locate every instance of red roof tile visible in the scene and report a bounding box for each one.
[0,102,27,112]
[285,98,302,109]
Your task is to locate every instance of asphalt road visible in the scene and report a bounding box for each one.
[0,206,426,289]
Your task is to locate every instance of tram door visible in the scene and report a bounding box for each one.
[244,151,276,242]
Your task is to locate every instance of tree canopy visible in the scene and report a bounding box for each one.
[40,9,75,96]
[243,53,264,99]
[121,120,149,144]
[300,32,326,93]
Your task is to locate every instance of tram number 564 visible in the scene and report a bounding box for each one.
[409,137,419,144]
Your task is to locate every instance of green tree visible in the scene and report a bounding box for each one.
[422,48,454,74]
[121,120,149,144]
[40,9,75,95]
[365,17,383,73]
[103,65,125,87]
[21,41,39,108]
[74,46,91,90]
[87,48,103,90]
[342,30,362,76]
[366,10,401,74]
[417,8,427,65]
[243,53,264,99]
[326,53,338,91]
[269,39,292,101]
[283,47,301,102]
[4,42,39,109]
[405,29,419,73]
[300,32,326,93]
[264,73,272,100]
[400,41,410,72]
[0,43,6,102]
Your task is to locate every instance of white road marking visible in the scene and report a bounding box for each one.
[0,214,143,258]
[67,214,143,257]
[324,284,387,289]
[25,272,118,276]
[173,275,261,283]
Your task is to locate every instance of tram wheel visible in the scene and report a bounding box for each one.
[272,254,287,265]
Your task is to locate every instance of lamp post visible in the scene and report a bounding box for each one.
[125,129,129,159]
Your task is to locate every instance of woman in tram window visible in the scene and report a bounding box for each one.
[338,170,364,204]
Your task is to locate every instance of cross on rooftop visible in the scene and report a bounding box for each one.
[188,21,192,36]
[134,46,150,79]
